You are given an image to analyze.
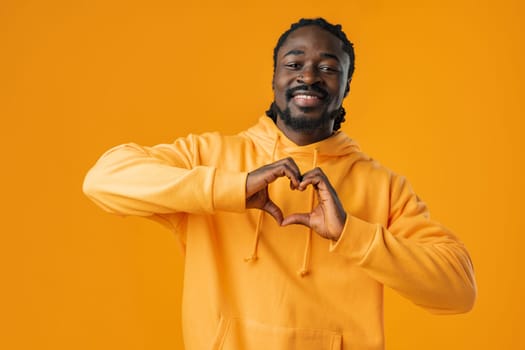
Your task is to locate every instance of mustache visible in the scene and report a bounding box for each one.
[285,84,328,101]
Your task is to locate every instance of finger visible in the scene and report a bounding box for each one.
[257,158,302,186]
[277,158,302,189]
[300,166,326,179]
[298,171,342,210]
[247,158,303,197]
[301,175,341,207]
[298,173,323,191]
[299,168,335,192]
[281,213,311,228]
[262,200,284,225]
[246,162,299,196]
[277,164,301,189]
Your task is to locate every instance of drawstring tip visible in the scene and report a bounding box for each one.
[298,269,309,277]
[244,255,258,262]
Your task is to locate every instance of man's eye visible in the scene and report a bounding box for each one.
[285,63,301,69]
[320,66,339,73]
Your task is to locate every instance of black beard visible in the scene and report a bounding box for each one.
[273,103,338,132]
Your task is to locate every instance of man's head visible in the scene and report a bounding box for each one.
[266,18,355,133]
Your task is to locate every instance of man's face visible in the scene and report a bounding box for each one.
[273,25,350,131]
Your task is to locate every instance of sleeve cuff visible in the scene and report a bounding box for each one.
[212,168,248,212]
[329,215,379,263]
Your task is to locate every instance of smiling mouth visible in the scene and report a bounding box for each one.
[286,85,329,108]
[291,92,326,107]
[294,94,321,100]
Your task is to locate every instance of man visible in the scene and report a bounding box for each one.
[84,18,476,350]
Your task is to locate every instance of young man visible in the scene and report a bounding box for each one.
[84,18,476,350]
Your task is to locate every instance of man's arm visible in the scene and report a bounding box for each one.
[83,140,247,217]
[278,167,476,314]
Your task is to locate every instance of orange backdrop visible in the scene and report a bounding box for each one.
[1,0,523,349]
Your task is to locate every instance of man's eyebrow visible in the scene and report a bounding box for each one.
[283,49,305,57]
[283,49,341,63]
[321,52,340,62]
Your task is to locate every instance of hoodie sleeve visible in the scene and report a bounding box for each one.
[329,174,477,314]
[83,136,247,217]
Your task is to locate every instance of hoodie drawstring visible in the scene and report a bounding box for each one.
[298,148,318,277]
[244,212,263,262]
[245,136,318,278]
[245,134,280,263]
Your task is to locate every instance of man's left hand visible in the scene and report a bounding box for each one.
[281,167,347,241]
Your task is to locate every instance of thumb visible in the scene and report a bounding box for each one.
[262,200,284,225]
[281,213,311,228]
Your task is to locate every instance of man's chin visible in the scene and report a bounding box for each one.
[295,106,317,114]
[279,108,334,131]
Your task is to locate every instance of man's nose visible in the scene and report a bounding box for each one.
[297,66,321,85]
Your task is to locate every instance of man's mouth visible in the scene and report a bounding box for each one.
[293,95,322,107]
[286,85,328,108]
[286,85,328,101]
[288,87,328,107]
[293,92,323,99]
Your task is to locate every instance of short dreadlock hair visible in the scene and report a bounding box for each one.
[266,18,355,131]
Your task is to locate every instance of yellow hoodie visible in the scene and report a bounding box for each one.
[83,116,476,350]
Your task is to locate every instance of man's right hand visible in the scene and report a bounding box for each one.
[245,158,302,225]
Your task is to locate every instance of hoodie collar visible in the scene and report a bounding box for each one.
[244,116,361,158]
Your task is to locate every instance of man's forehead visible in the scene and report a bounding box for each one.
[277,26,346,58]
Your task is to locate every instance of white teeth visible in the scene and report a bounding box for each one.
[295,94,318,99]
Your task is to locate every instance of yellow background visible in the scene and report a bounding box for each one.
[1,0,523,349]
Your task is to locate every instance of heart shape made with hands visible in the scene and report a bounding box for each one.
[245,158,346,241]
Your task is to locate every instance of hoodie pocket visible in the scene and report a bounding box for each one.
[211,316,342,350]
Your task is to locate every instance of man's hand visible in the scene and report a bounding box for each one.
[246,157,302,225]
[281,167,346,241]
[246,159,346,241]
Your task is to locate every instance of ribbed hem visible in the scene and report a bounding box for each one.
[212,169,248,212]
[329,215,379,263]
